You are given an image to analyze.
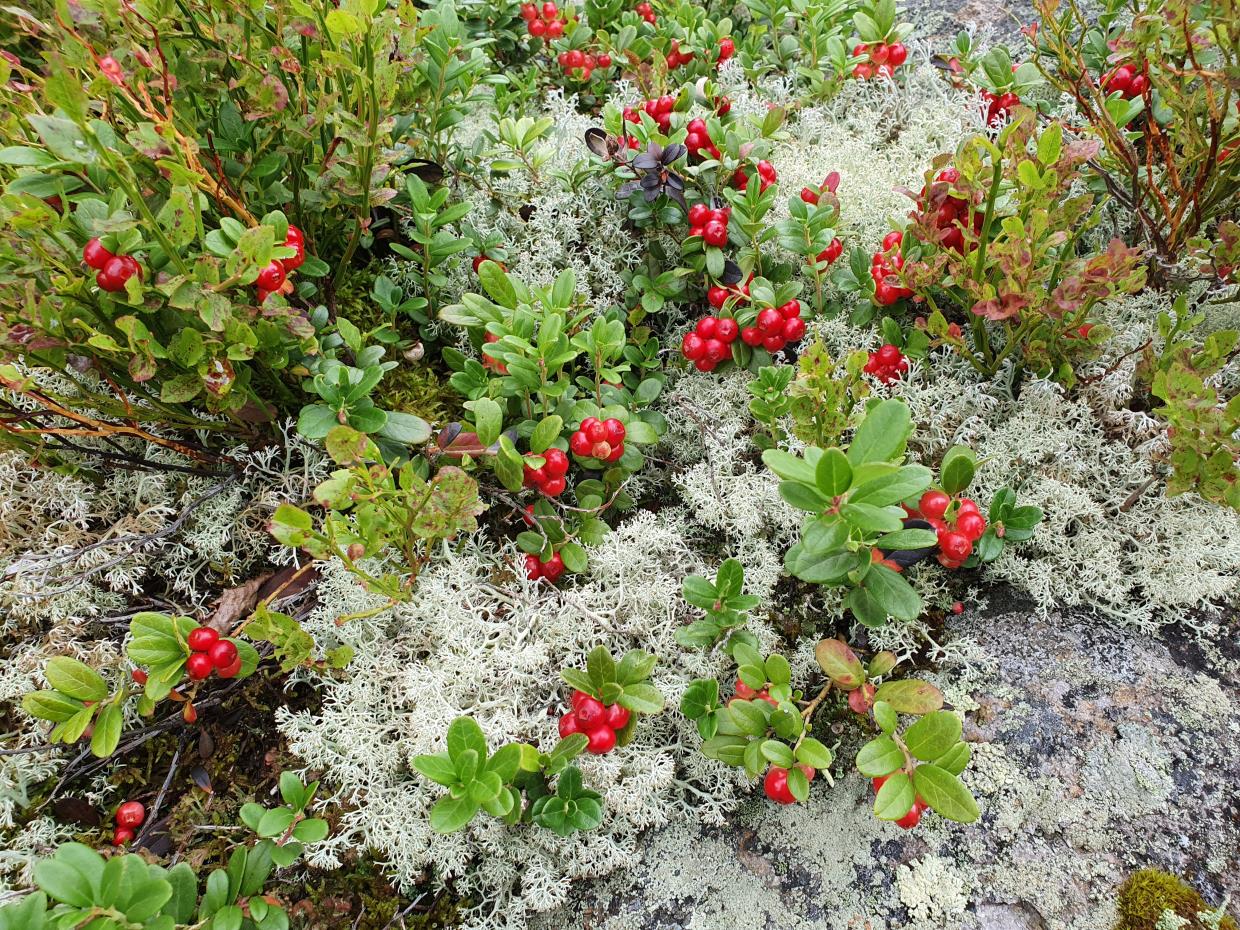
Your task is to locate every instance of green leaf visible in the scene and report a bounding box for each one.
[27,115,95,164]
[840,502,904,533]
[935,741,972,776]
[478,261,517,308]
[794,737,833,769]
[939,446,977,495]
[903,711,962,761]
[787,546,864,585]
[615,650,657,686]
[469,398,502,448]
[873,701,898,734]
[874,771,916,820]
[44,657,107,702]
[873,679,943,715]
[21,691,84,722]
[779,480,829,512]
[815,448,852,497]
[786,764,811,802]
[760,740,795,767]
[90,702,122,758]
[378,411,431,445]
[762,448,817,484]
[846,399,910,466]
[855,736,904,777]
[874,528,939,550]
[559,542,587,573]
[617,683,664,714]
[912,763,979,822]
[861,564,923,621]
[715,558,744,598]
[429,794,479,833]
[297,404,339,440]
[446,717,488,763]
[813,639,865,689]
[34,845,100,906]
[529,416,563,454]
[848,465,932,507]
[413,753,458,787]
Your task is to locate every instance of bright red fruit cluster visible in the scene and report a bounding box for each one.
[734,677,778,707]
[524,551,565,582]
[799,170,840,206]
[1101,62,1149,99]
[83,239,142,292]
[764,764,816,804]
[981,89,1020,126]
[871,230,913,306]
[687,202,730,246]
[185,626,241,680]
[559,690,630,754]
[523,447,570,496]
[910,490,987,569]
[257,224,306,303]
[112,800,146,846]
[681,314,738,371]
[634,1,656,24]
[922,168,982,252]
[742,301,805,352]
[665,39,694,69]
[556,48,610,81]
[521,2,569,38]
[872,775,926,828]
[864,344,909,383]
[623,94,676,133]
[851,41,908,80]
[569,416,626,462]
[733,159,777,193]
[684,118,722,161]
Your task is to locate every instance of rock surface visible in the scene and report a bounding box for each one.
[533,601,1239,930]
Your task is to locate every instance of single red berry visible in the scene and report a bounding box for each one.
[939,531,973,562]
[130,668,148,685]
[116,801,146,828]
[694,357,717,372]
[718,36,735,61]
[957,497,980,515]
[83,238,114,270]
[888,42,908,66]
[208,639,238,670]
[740,327,762,346]
[688,203,711,226]
[956,510,987,541]
[605,703,631,729]
[585,419,606,443]
[541,1,558,16]
[704,338,729,363]
[606,442,624,462]
[570,430,593,456]
[542,552,566,582]
[876,344,902,365]
[763,766,796,804]
[217,654,242,679]
[707,285,729,308]
[696,316,719,339]
[566,49,585,68]
[255,260,285,292]
[528,18,547,36]
[951,601,965,614]
[113,827,135,846]
[575,695,607,728]
[762,335,785,353]
[715,318,739,343]
[558,712,582,738]
[681,331,706,360]
[779,300,801,318]
[734,677,758,700]
[187,627,219,652]
[524,553,544,579]
[882,230,903,251]
[919,491,951,519]
[546,18,564,35]
[870,43,890,65]
[598,54,612,67]
[186,653,214,680]
[756,308,783,333]
[756,160,777,182]
[520,3,537,18]
[543,447,570,477]
[702,220,728,247]
[602,418,626,443]
[782,317,806,342]
[872,775,889,792]
[895,806,922,829]
[96,255,141,292]
[542,476,567,496]
[586,726,617,754]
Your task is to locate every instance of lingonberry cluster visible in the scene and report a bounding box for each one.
[569,416,626,462]
[684,118,722,161]
[872,775,926,828]
[681,314,739,371]
[799,170,840,206]
[634,1,656,24]
[665,39,694,69]
[521,1,569,39]
[112,800,146,846]
[733,159,777,192]
[559,690,631,754]
[557,47,611,81]
[764,764,817,804]
[851,41,908,80]
[871,231,914,306]
[981,89,1021,127]
[742,300,805,352]
[623,94,676,134]
[706,274,752,311]
[523,448,570,496]
[524,551,566,582]
[82,239,142,293]
[909,490,988,569]
[863,344,909,383]
[185,626,241,680]
[256,224,306,303]
[687,202,730,246]
[920,168,982,252]
[1101,62,1149,100]
[733,677,778,707]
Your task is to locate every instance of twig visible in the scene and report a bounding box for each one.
[137,737,184,846]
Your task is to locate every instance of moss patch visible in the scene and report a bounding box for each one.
[1115,869,1237,930]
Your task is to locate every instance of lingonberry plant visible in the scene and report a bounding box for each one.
[766,399,1042,625]
[676,558,762,649]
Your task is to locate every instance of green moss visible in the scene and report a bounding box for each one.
[1115,869,1237,930]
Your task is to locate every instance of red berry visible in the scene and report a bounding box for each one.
[113,827,135,846]
[542,553,566,582]
[939,531,973,562]
[882,230,903,250]
[779,300,801,318]
[130,668,148,685]
[520,3,537,18]
[876,344,902,365]
[762,335,785,352]
[546,19,564,36]
[541,476,567,496]
[524,554,544,579]
[217,655,242,679]
[702,220,728,247]
[688,203,711,226]
[602,418,626,443]
[782,317,806,342]
[585,419,606,443]
[187,627,219,652]
[707,286,729,308]
[756,160,777,182]
[694,357,717,372]
[919,491,951,519]
[542,1,558,16]
[951,601,965,614]
[96,255,141,292]
[756,308,783,333]
[115,801,146,828]
[696,316,720,339]
[570,430,593,456]
[575,695,606,728]
[186,653,214,680]
[605,442,624,462]
[682,331,706,360]
[872,775,889,792]
[871,43,890,65]
[255,260,285,291]
[598,54,612,67]
[585,726,617,754]
[83,238,114,269]
[528,18,547,36]
[956,510,987,540]
[605,703,631,729]
[763,766,796,804]
[895,806,922,829]
[543,447,570,477]
[566,49,584,68]
[718,36,735,61]
[704,338,729,363]
[715,318,739,343]
[888,43,908,66]
[741,327,762,346]
[207,639,238,670]
[957,497,980,515]
[800,187,821,205]
[816,238,843,265]
[559,712,582,738]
